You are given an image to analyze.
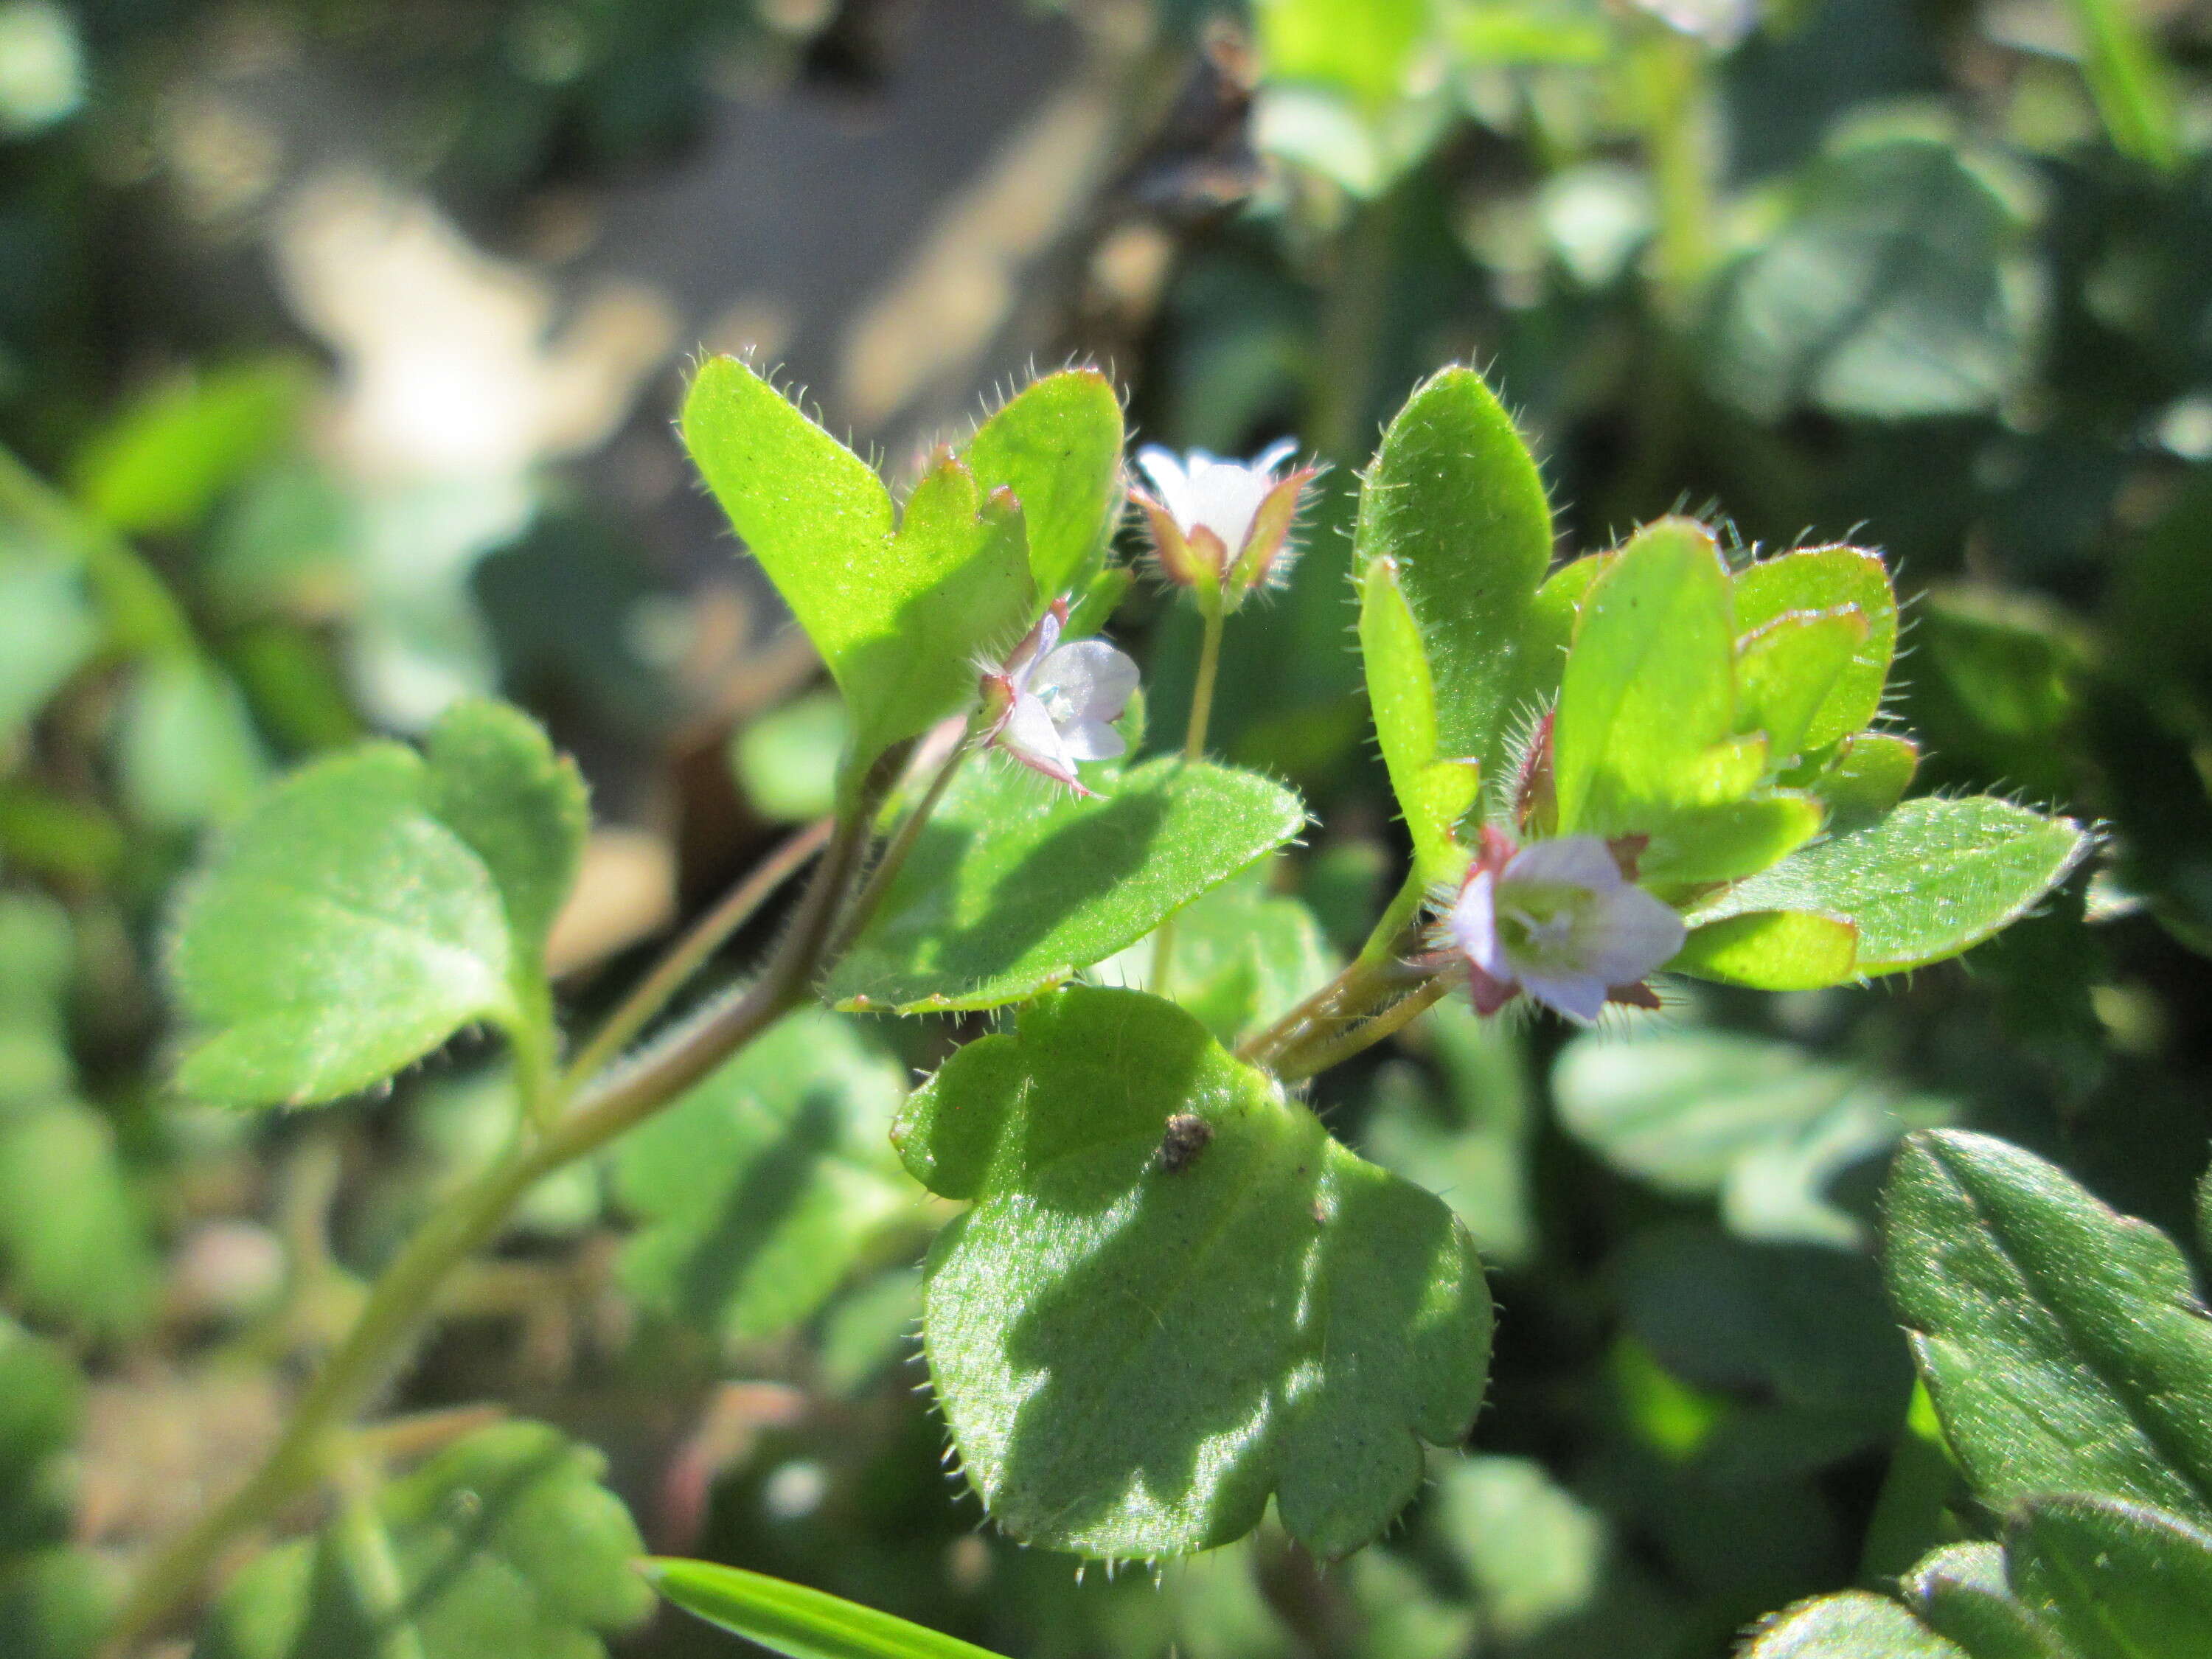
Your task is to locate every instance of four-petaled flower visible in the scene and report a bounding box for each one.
[1130,439,1319,611]
[1433,827,1684,1023]
[978,601,1140,796]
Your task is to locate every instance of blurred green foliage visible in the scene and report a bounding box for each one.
[2,0,2211,1655]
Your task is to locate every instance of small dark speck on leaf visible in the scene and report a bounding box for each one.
[1158,1112,1213,1173]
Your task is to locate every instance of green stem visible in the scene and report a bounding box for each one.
[562,814,834,1091]
[1150,607,1229,996]
[1356,866,1430,969]
[1270,978,1452,1085]
[826,732,972,967]
[1236,931,1430,1074]
[100,756,904,1657]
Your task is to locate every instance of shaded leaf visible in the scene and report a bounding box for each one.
[112,658,269,832]
[1094,864,1338,1048]
[1885,1130,2212,1529]
[1742,1590,1969,1657]
[2009,1494,2212,1659]
[1703,136,2035,422]
[614,1009,920,1345]
[827,757,1306,1015]
[1900,1543,2064,1659]
[896,987,1491,1558]
[170,745,519,1107]
[0,1319,80,1557]
[0,1102,159,1339]
[0,1551,110,1659]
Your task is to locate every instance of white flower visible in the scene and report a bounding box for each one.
[978,603,1141,796]
[1130,439,1318,609]
[1630,0,1757,49]
[1436,830,1684,1023]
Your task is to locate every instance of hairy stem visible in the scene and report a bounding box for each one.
[1237,932,1432,1074]
[1269,979,1453,1084]
[1183,603,1225,762]
[827,730,973,967]
[100,754,905,1656]
[563,814,834,1091]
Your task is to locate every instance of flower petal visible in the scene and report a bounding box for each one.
[996,690,1082,788]
[1059,719,1127,762]
[1502,834,1625,892]
[1517,969,1610,1024]
[1444,870,1506,977]
[1577,883,1686,984]
[1135,446,1198,525]
[1036,639,1141,726]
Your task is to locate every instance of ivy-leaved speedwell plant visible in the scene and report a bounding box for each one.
[122,359,2087,1655]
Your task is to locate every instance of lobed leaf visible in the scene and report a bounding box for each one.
[1689,797,2090,975]
[896,987,1492,1559]
[613,1009,922,1345]
[1884,1129,2212,1528]
[646,1558,1010,1659]
[826,757,1306,1015]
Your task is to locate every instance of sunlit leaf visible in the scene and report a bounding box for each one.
[1733,546,1898,754]
[422,699,588,969]
[1742,1590,1969,1657]
[826,757,1306,1015]
[1355,366,1555,815]
[1688,797,2090,975]
[74,359,310,535]
[897,987,1491,1558]
[682,358,1035,766]
[647,1558,1010,1659]
[1672,910,1859,990]
[963,368,1125,602]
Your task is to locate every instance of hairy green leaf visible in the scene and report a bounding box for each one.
[682,358,1035,765]
[170,745,518,1107]
[615,1009,921,1345]
[1354,366,1554,793]
[1360,556,1478,878]
[196,1422,652,1659]
[1736,609,1868,766]
[1673,910,1859,990]
[963,369,1125,601]
[1813,733,1919,834]
[1733,546,1898,753]
[827,757,1306,1014]
[1900,1543,2064,1659]
[1743,1590,1969,1657]
[1689,797,2090,975]
[897,987,1491,1559]
[1885,1129,2212,1528]
[647,1558,1010,1659]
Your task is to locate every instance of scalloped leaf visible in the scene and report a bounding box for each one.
[826,758,1305,1015]
[895,987,1492,1559]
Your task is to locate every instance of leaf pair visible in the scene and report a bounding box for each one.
[170,700,584,1108]
[681,361,1126,783]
